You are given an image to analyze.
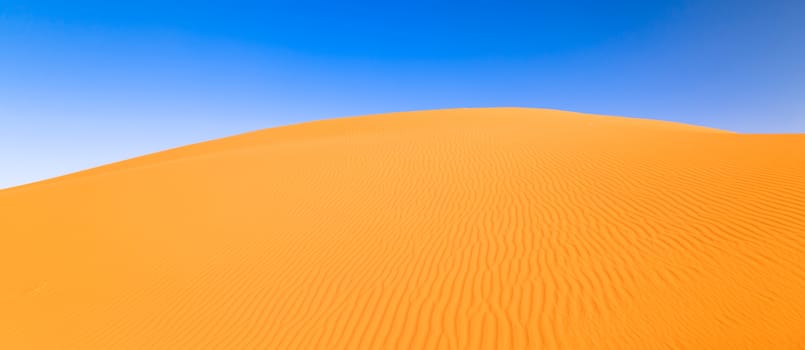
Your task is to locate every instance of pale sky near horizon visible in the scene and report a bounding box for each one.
[1,1,804,189]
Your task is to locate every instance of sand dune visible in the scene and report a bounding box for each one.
[2,108,804,349]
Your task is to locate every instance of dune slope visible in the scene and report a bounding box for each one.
[2,108,805,349]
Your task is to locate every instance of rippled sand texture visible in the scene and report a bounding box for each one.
[2,108,805,349]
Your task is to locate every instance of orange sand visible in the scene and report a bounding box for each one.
[2,108,805,349]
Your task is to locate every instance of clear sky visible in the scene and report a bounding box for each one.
[1,1,803,188]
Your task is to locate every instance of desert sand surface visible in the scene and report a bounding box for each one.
[2,108,805,349]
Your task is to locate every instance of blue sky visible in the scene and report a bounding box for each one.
[1,1,803,188]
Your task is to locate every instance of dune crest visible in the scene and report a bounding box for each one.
[2,108,804,349]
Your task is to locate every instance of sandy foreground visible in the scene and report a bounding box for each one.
[1,108,804,349]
